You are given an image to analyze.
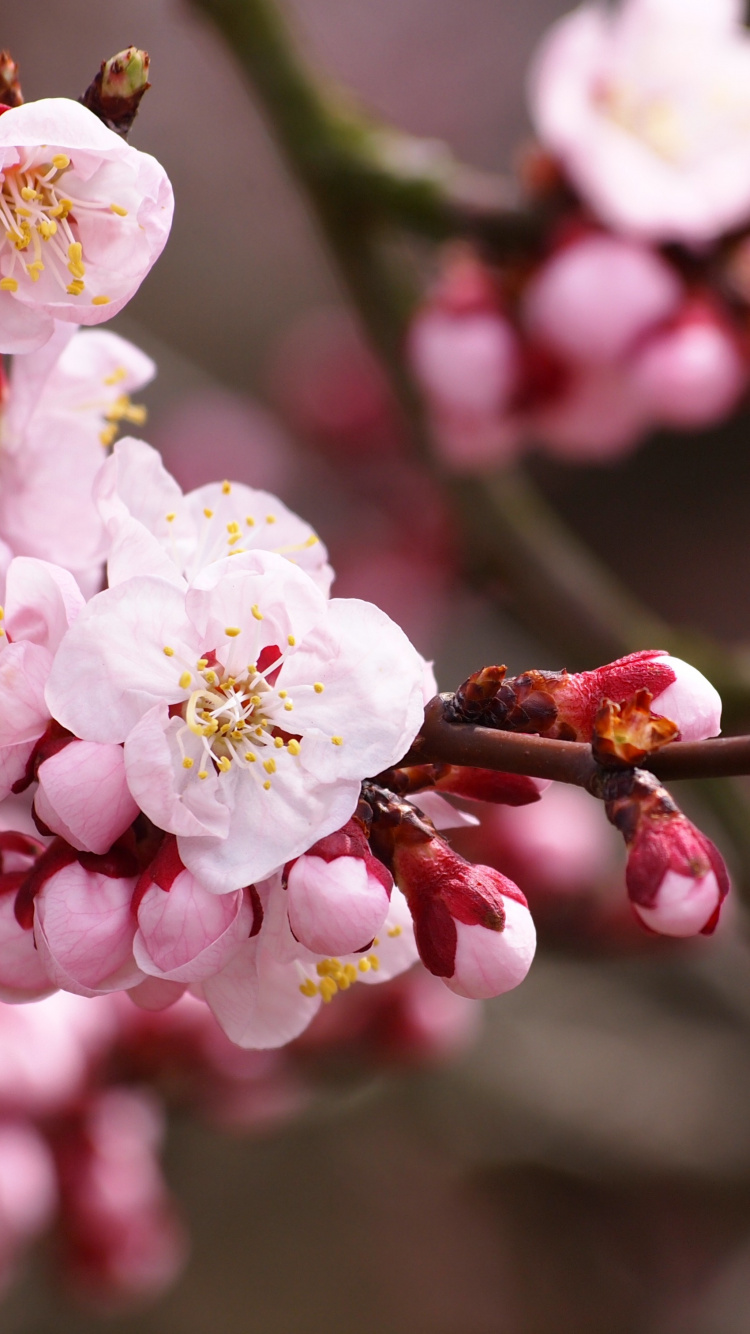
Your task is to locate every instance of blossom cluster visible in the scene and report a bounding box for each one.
[0,81,731,1065]
[409,0,750,469]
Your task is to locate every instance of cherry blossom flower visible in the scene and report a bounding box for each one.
[199,873,419,1048]
[529,0,750,243]
[0,98,173,353]
[46,549,425,892]
[95,437,333,593]
[0,326,154,590]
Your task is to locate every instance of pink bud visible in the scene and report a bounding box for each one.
[523,234,682,365]
[626,814,729,937]
[631,312,747,428]
[410,309,519,418]
[393,836,536,1000]
[285,819,392,956]
[0,876,54,1001]
[34,861,142,997]
[134,846,256,984]
[35,740,139,854]
[0,1123,57,1242]
[555,650,721,742]
[532,363,648,460]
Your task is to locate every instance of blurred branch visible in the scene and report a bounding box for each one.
[189,0,750,735]
[406,696,750,788]
[189,0,542,249]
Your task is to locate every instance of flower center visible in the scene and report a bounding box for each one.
[298,953,381,1002]
[0,155,127,301]
[172,647,300,789]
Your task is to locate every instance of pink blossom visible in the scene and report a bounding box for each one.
[46,550,425,892]
[0,991,116,1115]
[523,233,683,366]
[33,857,143,997]
[199,874,419,1048]
[95,437,333,594]
[530,0,750,242]
[133,837,257,984]
[0,326,154,589]
[630,306,747,427]
[0,99,173,352]
[35,741,139,854]
[285,818,393,956]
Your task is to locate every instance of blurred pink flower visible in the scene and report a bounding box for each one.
[630,303,748,427]
[530,0,750,242]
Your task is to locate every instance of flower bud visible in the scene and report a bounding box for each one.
[604,771,729,937]
[79,47,151,138]
[523,233,682,366]
[285,819,392,956]
[630,306,747,429]
[364,783,537,1001]
[133,837,259,985]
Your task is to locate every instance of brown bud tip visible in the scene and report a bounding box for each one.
[593,688,679,768]
[79,47,151,139]
[0,51,23,108]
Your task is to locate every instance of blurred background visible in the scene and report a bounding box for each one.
[2,0,750,1330]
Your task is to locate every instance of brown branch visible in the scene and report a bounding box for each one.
[402,696,750,789]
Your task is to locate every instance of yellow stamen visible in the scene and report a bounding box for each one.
[299,979,318,998]
[287,739,300,756]
[110,203,128,216]
[203,508,214,519]
[263,758,276,775]
[222,481,231,495]
[314,683,324,694]
[91,295,110,306]
[274,736,284,749]
[163,646,174,657]
[224,627,241,638]
[52,154,70,170]
[245,752,256,762]
[263,780,271,790]
[183,757,194,769]
[287,635,296,647]
[251,604,263,621]
[0,278,17,292]
[331,736,343,746]
[179,671,192,689]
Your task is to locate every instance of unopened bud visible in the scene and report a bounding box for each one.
[451,650,721,744]
[603,770,729,937]
[364,784,535,999]
[285,819,392,956]
[79,47,151,138]
[0,51,22,108]
[379,760,547,806]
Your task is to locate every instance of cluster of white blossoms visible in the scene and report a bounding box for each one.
[0,89,730,1051]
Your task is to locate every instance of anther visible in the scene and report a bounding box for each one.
[183,757,194,769]
[224,627,241,638]
[163,646,174,657]
[222,481,231,495]
[287,740,300,756]
[314,683,324,694]
[274,737,284,749]
[251,605,263,620]
[331,736,343,746]
[179,671,192,689]
[110,204,128,216]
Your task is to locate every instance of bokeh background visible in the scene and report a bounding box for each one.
[3,1,750,1330]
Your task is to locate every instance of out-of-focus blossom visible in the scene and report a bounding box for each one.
[629,302,748,427]
[0,327,154,591]
[408,249,522,470]
[0,1122,57,1290]
[0,99,173,352]
[46,549,425,892]
[523,233,683,366]
[54,1088,186,1303]
[95,437,333,594]
[268,305,401,460]
[529,0,750,243]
